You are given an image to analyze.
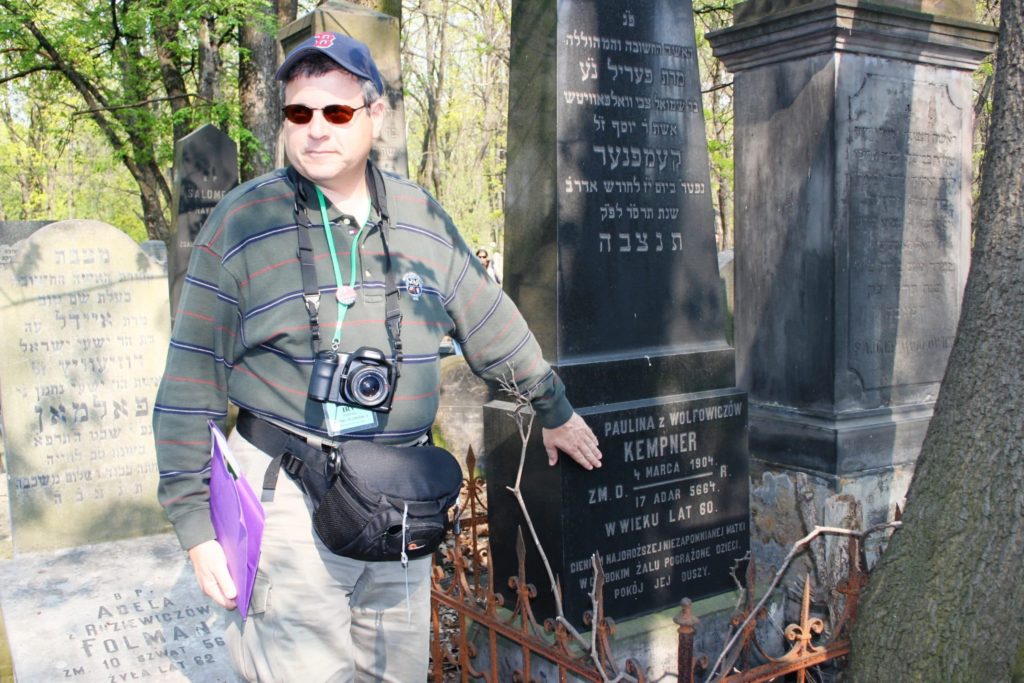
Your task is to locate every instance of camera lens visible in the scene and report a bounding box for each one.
[348,366,389,407]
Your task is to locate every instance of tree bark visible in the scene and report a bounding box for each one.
[414,0,447,197]
[240,0,296,179]
[849,0,1024,679]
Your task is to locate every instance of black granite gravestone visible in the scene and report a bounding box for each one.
[168,125,238,315]
[486,0,749,628]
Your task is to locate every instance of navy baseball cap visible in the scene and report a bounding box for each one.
[276,32,384,94]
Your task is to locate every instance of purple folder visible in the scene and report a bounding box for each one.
[208,420,265,620]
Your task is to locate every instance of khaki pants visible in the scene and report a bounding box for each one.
[223,429,433,683]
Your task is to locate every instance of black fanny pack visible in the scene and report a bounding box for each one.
[236,412,462,563]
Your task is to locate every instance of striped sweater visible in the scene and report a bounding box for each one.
[154,167,572,550]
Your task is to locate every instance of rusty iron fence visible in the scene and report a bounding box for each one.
[430,450,869,683]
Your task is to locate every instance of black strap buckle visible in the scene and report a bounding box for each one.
[281,451,304,478]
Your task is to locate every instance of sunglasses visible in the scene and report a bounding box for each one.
[282,103,368,125]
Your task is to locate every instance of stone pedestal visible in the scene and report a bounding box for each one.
[486,0,749,631]
[708,0,995,525]
[278,0,408,177]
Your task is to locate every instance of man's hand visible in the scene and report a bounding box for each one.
[542,412,603,470]
[188,539,238,611]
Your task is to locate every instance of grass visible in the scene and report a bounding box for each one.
[0,604,13,682]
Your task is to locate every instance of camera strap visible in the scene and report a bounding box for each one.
[368,163,404,373]
[290,163,403,368]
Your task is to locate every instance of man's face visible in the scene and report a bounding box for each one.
[283,70,385,193]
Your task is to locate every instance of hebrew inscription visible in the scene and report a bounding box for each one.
[551,0,725,358]
[559,4,711,259]
[0,221,170,552]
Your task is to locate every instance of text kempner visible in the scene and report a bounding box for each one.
[623,431,696,461]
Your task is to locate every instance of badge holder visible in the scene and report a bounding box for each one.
[292,162,403,437]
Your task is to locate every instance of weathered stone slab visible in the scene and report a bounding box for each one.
[168,124,238,315]
[504,0,733,404]
[0,221,171,553]
[844,73,964,393]
[435,355,493,474]
[707,6,995,476]
[0,221,51,246]
[489,0,750,630]
[0,534,236,682]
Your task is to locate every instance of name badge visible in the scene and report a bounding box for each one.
[323,402,378,436]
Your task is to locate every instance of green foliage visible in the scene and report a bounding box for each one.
[0,78,142,236]
[0,0,274,242]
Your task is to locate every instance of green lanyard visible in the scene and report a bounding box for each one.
[314,186,366,351]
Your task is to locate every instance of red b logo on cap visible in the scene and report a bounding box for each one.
[313,33,335,48]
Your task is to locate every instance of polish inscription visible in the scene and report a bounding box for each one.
[0,221,171,552]
[846,75,965,390]
[562,394,749,621]
[0,534,234,681]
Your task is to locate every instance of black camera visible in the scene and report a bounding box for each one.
[308,346,397,413]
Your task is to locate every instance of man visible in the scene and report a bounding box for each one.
[474,247,501,284]
[154,32,601,682]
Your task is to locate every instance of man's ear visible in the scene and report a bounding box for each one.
[370,100,387,138]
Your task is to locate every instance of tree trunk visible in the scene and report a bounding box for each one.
[240,0,296,179]
[415,0,447,197]
[153,20,191,143]
[849,0,1024,679]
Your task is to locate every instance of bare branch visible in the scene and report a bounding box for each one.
[704,522,901,682]
[71,93,204,116]
[498,367,639,682]
[702,81,733,95]
[0,64,60,85]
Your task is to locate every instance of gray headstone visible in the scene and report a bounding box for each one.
[141,241,168,271]
[168,125,239,315]
[0,534,236,682]
[0,220,171,553]
[486,0,749,628]
[278,1,409,177]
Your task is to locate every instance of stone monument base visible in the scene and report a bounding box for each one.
[750,402,933,475]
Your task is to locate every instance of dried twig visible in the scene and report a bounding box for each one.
[498,367,638,683]
[703,522,900,683]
